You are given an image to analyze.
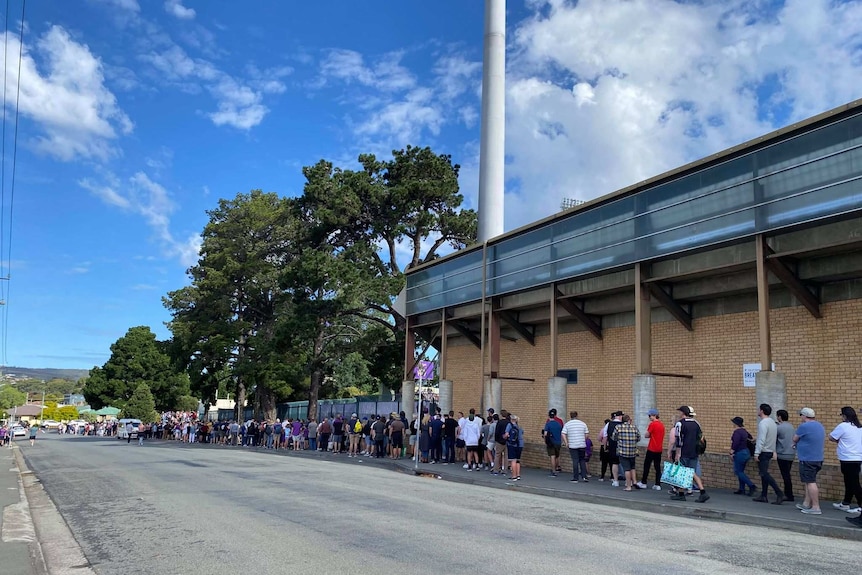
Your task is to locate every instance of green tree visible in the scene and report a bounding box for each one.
[82,326,190,411]
[175,395,199,412]
[165,190,298,421]
[0,385,27,410]
[123,383,157,422]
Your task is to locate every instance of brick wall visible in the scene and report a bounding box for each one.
[443,299,862,500]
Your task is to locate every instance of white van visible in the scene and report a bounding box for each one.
[117,418,142,440]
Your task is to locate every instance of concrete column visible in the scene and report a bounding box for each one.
[632,374,657,447]
[755,371,786,412]
[548,376,566,416]
[439,379,453,414]
[482,377,503,413]
[401,380,415,418]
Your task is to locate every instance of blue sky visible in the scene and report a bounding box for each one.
[1,0,860,369]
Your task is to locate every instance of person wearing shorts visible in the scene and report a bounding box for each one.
[505,415,523,481]
[793,407,825,515]
[611,414,640,491]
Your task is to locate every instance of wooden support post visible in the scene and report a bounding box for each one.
[756,235,772,370]
[635,262,652,374]
[489,299,501,379]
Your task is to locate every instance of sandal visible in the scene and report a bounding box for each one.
[623,488,633,491]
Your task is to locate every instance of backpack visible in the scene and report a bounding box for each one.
[507,424,520,446]
[695,425,707,455]
[353,420,362,433]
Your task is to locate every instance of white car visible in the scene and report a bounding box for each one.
[10,425,26,437]
[40,420,60,429]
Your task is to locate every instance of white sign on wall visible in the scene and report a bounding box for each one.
[743,363,776,387]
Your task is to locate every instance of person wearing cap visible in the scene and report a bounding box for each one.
[753,403,785,504]
[670,406,709,503]
[387,412,405,459]
[729,416,756,495]
[602,411,624,487]
[793,407,825,515]
[637,409,665,490]
[542,409,564,477]
[611,414,641,491]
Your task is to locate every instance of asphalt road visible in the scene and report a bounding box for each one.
[19,435,862,575]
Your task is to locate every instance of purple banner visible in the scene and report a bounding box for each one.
[413,360,434,380]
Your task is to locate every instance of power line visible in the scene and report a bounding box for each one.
[1,0,24,367]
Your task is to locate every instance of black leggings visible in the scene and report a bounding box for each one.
[840,460,862,506]
[600,446,609,479]
[641,450,662,484]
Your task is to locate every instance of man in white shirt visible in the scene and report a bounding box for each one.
[562,411,590,482]
[461,409,483,471]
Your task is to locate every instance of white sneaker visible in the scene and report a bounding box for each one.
[848,507,862,514]
[612,480,619,487]
[463,463,470,469]
[833,502,851,511]
[652,485,663,491]
[635,482,647,489]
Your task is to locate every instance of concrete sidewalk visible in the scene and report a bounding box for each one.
[0,443,40,575]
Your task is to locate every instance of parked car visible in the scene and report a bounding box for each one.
[10,425,26,437]
[40,419,60,429]
[117,418,141,440]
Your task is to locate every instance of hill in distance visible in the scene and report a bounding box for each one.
[1,366,90,381]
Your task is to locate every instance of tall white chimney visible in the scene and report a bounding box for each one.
[477,0,506,243]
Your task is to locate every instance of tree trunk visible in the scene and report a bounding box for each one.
[234,378,246,422]
[258,387,277,422]
[307,368,323,421]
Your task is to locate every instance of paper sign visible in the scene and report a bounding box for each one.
[743,363,775,387]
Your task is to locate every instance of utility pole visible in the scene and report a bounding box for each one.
[40,390,45,424]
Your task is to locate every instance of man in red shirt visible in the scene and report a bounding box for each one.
[637,408,665,490]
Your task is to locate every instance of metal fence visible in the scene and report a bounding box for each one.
[228,396,403,422]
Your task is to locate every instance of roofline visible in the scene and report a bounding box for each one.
[407,98,862,276]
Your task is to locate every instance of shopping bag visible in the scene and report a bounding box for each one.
[661,461,694,490]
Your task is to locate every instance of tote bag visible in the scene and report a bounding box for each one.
[661,461,694,490]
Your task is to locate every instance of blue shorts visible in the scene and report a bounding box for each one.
[507,445,522,461]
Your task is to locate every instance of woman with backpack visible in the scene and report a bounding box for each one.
[504,414,524,481]
[729,416,757,495]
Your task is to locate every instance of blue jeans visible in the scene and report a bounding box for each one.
[569,447,588,480]
[733,450,755,490]
[309,438,317,451]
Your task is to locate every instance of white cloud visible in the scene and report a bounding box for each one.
[4,26,132,161]
[316,48,481,152]
[500,0,862,228]
[95,0,140,13]
[79,172,201,267]
[164,0,196,20]
[140,44,281,130]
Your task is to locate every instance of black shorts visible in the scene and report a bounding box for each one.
[799,461,822,483]
[456,439,466,448]
[390,432,403,448]
[466,445,479,453]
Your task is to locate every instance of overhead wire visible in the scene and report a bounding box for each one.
[1,0,24,367]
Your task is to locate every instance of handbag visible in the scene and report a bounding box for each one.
[661,461,694,490]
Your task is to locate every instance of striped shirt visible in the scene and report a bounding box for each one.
[562,418,588,449]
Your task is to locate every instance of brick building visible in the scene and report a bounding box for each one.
[402,99,862,499]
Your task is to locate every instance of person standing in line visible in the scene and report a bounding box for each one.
[443,412,458,465]
[729,416,756,495]
[829,406,862,514]
[493,411,510,476]
[599,419,611,481]
[793,407,825,515]
[603,411,624,487]
[637,409,665,490]
[429,413,444,464]
[549,408,565,472]
[461,408,482,470]
[504,414,523,481]
[775,409,796,502]
[752,403,785,504]
[612,414,641,491]
[483,415,496,470]
[561,411,589,482]
[542,410,563,477]
[671,406,709,503]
